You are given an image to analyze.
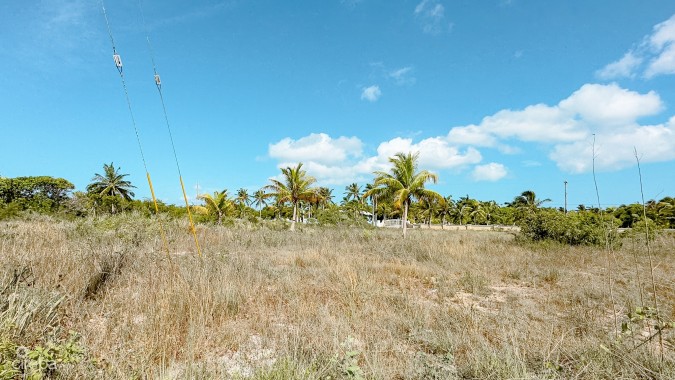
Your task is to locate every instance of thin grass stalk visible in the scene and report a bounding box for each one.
[634,147,664,363]
[592,135,618,336]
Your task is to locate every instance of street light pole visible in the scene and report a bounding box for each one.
[564,180,568,214]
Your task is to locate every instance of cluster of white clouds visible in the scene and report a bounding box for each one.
[265,12,675,186]
[597,14,675,79]
[360,85,381,102]
[270,82,675,185]
[414,0,449,35]
[360,65,415,102]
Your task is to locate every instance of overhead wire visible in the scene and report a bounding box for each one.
[100,0,169,254]
[137,0,203,257]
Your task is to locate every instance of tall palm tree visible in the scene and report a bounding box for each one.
[196,190,233,225]
[344,183,362,203]
[513,190,551,209]
[512,190,551,210]
[86,162,136,200]
[317,187,335,209]
[363,183,379,226]
[236,188,251,206]
[364,152,441,238]
[482,200,500,225]
[235,188,251,218]
[252,189,268,218]
[437,196,455,229]
[263,163,318,231]
[86,162,136,213]
[417,195,440,227]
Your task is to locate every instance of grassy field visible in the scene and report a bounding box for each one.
[0,214,673,379]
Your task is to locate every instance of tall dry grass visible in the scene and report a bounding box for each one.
[0,214,673,379]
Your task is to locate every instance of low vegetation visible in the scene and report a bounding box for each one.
[0,214,673,379]
[1,153,674,378]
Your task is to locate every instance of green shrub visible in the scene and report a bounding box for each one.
[519,209,620,247]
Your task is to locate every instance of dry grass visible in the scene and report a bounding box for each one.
[0,214,673,379]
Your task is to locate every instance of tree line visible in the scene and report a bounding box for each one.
[1,154,673,236]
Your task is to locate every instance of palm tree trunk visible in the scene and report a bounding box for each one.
[372,197,376,226]
[290,202,297,231]
[402,201,409,238]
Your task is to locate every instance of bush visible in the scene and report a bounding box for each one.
[519,209,620,246]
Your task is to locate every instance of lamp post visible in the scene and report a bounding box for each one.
[564,180,568,214]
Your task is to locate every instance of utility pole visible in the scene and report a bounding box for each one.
[564,180,568,214]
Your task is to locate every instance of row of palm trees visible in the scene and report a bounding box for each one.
[85,155,560,236]
[181,152,440,236]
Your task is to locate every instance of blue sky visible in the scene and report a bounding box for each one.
[2,0,675,209]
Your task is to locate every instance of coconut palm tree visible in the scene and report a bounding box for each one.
[437,196,455,229]
[363,183,379,226]
[417,195,440,227]
[252,189,268,218]
[86,162,136,213]
[512,190,551,210]
[87,162,136,200]
[196,190,233,225]
[235,188,251,218]
[364,152,441,238]
[317,187,335,209]
[263,163,318,231]
[482,200,500,225]
[344,183,362,203]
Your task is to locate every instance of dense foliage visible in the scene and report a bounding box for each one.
[2,157,672,244]
[0,176,74,213]
[518,208,620,246]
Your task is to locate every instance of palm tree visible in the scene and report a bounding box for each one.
[252,189,268,218]
[87,162,136,200]
[363,183,379,226]
[86,162,136,213]
[417,195,440,227]
[482,200,500,225]
[364,152,441,238]
[437,196,455,229]
[317,187,335,209]
[263,163,318,231]
[235,188,251,218]
[196,190,233,225]
[344,183,362,203]
[512,190,551,210]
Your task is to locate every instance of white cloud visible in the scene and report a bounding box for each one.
[268,133,482,185]
[597,14,675,79]
[389,67,416,85]
[596,52,643,80]
[558,83,663,127]
[446,83,672,173]
[361,85,382,102]
[645,44,675,78]
[268,83,675,182]
[414,0,447,35]
[376,137,481,170]
[448,83,662,144]
[471,163,508,182]
[550,118,675,173]
[268,133,362,165]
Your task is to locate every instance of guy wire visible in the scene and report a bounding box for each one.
[137,0,203,256]
[100,0,169,254]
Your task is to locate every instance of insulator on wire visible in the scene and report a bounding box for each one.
[154,74,161,86]
[113,54,123,68]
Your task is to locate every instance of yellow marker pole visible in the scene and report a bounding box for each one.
[146,172,169,255]
[180,176,202,257]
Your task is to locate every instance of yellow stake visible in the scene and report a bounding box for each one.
[146,172,169,255]
[180,176,202,257]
